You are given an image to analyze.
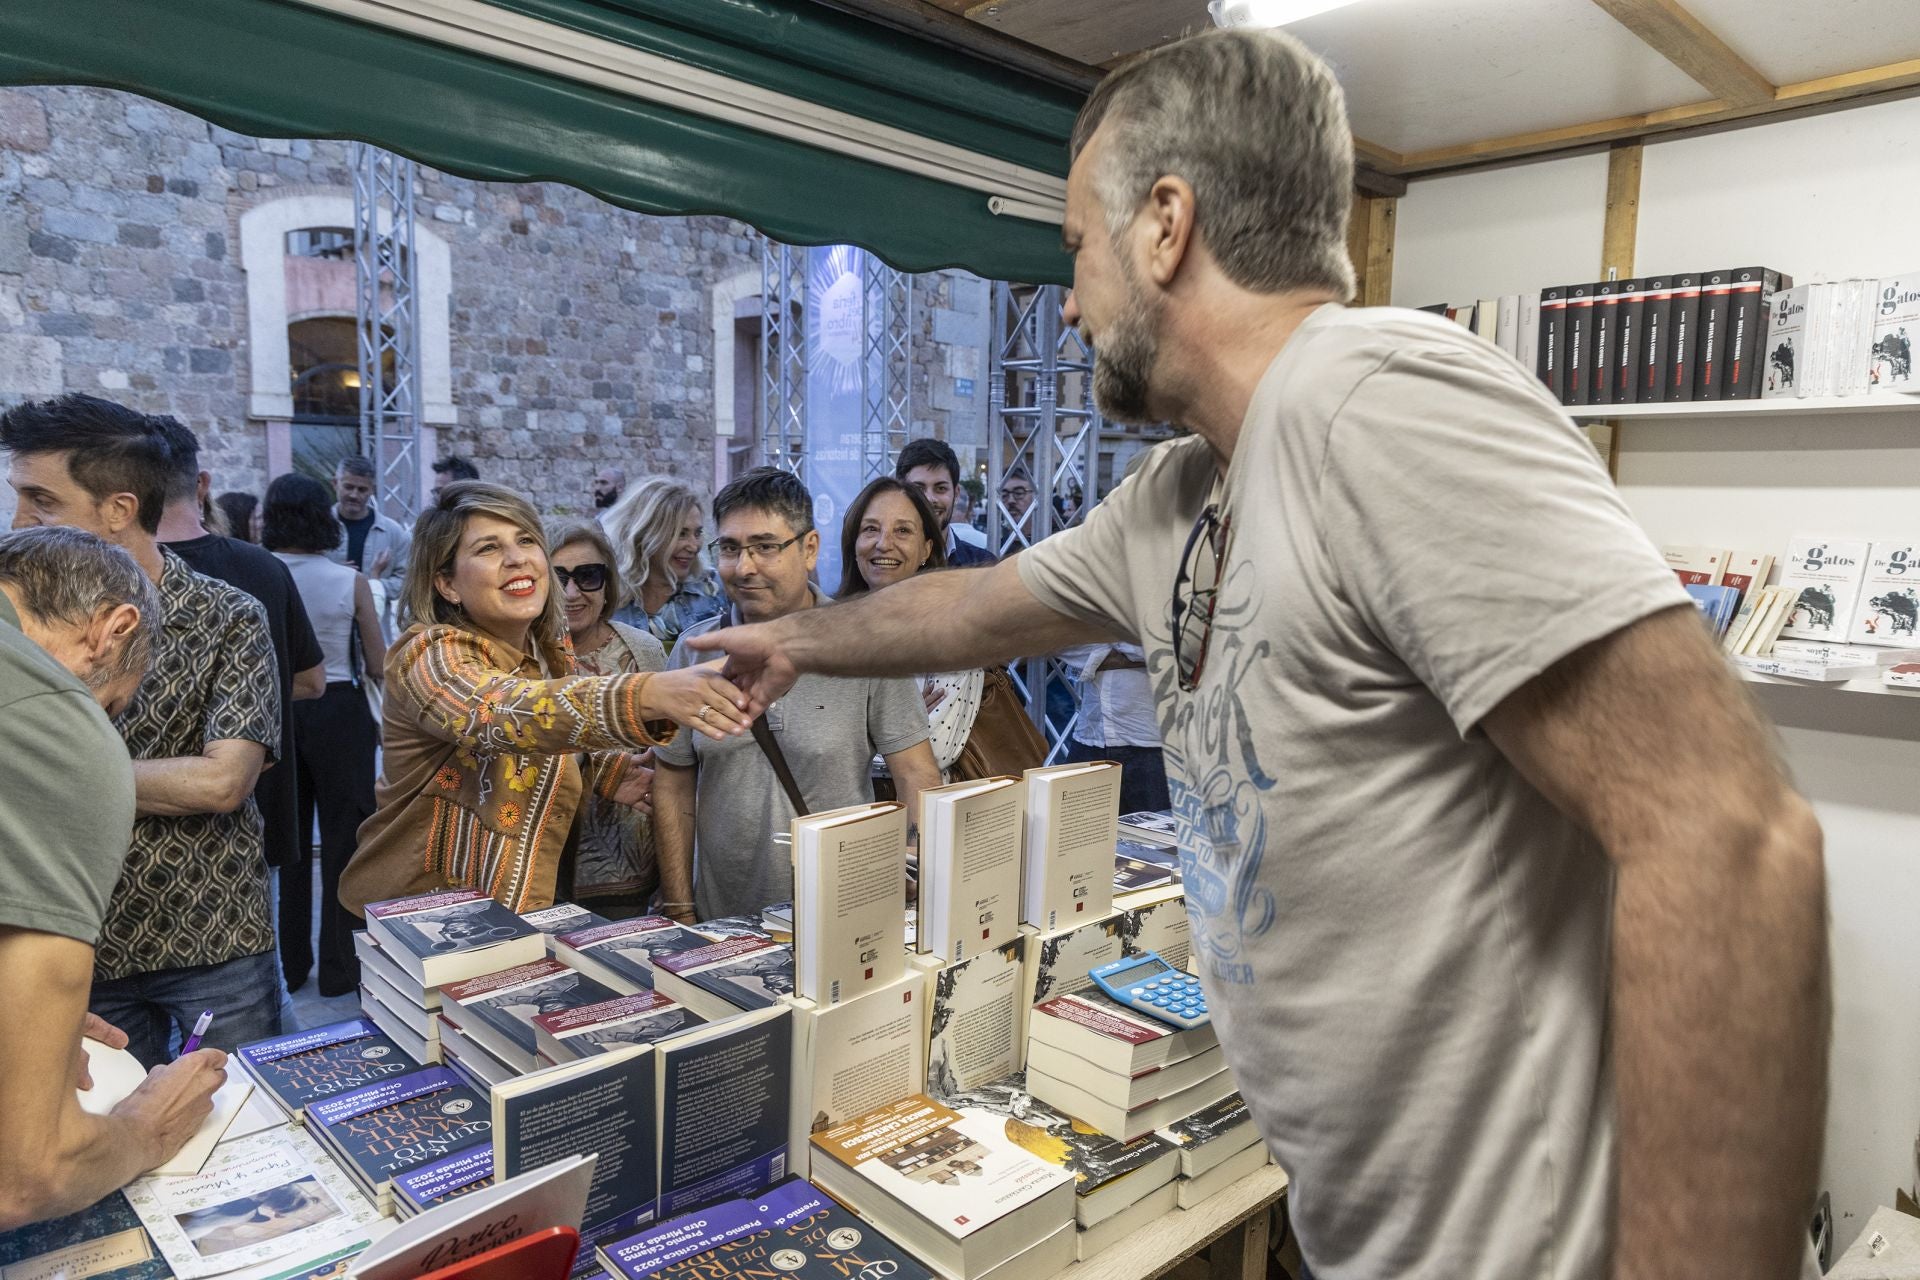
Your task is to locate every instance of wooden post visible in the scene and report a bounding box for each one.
[1207,1204,1272,1280]
[1347,192,1396,307]
[1593,142,1643,476]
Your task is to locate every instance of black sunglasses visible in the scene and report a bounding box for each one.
[1171,504,1231,693]
[553,562,609,592]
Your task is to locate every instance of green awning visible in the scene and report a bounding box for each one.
[0,0,1080,284]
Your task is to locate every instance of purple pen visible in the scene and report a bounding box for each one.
[180,1010,213,1055]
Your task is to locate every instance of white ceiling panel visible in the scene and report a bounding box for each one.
[1681,0,1920,89]
[1287,0,1711,156]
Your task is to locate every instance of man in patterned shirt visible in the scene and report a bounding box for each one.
[3,395,283,1068]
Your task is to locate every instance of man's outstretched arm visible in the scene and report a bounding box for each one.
[686,558,1117,713]
[1482,604,1827,1280]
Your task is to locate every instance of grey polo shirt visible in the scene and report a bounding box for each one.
[659,602,929,920]
[0,592,137,944]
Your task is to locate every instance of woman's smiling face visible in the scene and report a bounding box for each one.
[436,512,549,645]
[855,488,932,591]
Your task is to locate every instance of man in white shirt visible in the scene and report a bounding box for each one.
[690,27,1827,1280]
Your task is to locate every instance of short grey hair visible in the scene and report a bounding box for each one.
[0,526,160,684]
[337,454,376,480]
[1071,28,1356,301]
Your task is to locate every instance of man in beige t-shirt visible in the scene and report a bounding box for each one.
[692,28,1828,1280]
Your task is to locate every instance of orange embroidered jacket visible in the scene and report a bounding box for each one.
[339,624,676,915]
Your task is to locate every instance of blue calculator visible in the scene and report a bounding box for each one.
[1090,951,1210,1029]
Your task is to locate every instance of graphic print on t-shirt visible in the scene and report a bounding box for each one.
[1149,558,1275,987]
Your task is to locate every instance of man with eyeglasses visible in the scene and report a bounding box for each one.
[691,28,1826,1280]
[651,468,942,925]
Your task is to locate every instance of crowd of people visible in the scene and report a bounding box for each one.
[0,389,1161,1227]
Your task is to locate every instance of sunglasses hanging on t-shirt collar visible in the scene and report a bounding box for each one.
[1171,503,1232,693]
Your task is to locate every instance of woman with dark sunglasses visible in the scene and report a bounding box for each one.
[549,519,668,919]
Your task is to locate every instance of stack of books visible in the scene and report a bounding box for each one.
[355,890,547,1063]
[533,989,707,1066]
[235,1017,418,1126]
[599,1177,933,1280]
[652,933,797,1021]
[1154,1093,1272,1208]
[437,956,622,1080]
[552,915,713,993]
[1414,294,1539,370]
[305,1065,493,1216]
[809,1094,1076,1279]
[787,968,928,1179]
[1024,988,1236,1141]
[1763,272,1920,398]
[391,1146,495,1220]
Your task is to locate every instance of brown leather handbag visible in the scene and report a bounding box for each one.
[951,667,1050,781]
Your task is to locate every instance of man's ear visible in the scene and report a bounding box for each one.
[99,491,143,537]
[1143,174,1198,288]
[197,471,212,506]
[85,603,142,666]
[801,529,820,572]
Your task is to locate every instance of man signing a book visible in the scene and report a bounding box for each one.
[690,25,1828,1280]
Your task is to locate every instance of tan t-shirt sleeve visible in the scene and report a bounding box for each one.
[1319,340,1692,736]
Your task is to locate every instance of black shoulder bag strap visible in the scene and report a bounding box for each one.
[725,604,809,817]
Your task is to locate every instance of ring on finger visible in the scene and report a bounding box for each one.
[697,705,713,723]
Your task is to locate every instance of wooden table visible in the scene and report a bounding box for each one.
[1048,1165,1290,1280]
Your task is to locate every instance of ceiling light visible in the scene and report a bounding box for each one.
[1209,0,1366,27]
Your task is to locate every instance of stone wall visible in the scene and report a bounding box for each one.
[0,84,1006,528]
[0,84,761,524]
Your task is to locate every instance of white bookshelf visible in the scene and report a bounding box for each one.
[1735,667,1920,698]
[1571,394,1920,423]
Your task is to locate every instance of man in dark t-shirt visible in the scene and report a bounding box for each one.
[151,427,327,991]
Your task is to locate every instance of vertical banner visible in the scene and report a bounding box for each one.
[805,245,868,596]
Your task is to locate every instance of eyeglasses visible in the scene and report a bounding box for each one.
[710,533,804,564]
[1171,503,1231,693]
[1000,486,1033,500]
[553,563,609,592]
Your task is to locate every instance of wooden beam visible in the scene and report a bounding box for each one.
[808,0,1102,92]
[1354,164,1408,199]
[1351,136,1407,174]
[965,0,1210,67]
[1601,143,1641,280]
[1590,0,1774,107]
[1346,194,1395,308]
[1392,54,1920,176]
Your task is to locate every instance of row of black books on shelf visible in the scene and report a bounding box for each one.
[1666,538,1920,687]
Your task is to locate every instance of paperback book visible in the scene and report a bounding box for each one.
[933,1076,1180,1229]
[1777,537,1872,642]
[1154,1091,1261,1178]
[1870,273,1919,391]
[306,1066,493,1213]
[122,1128,382,1279]
[0,1190,168,1280]
[236,1019,416,1123]
[789,969,927,1181]
[1846,541,1920,645]
[652,934,795,1021]
[1022,762,1121,931]
[534,989,706,1063]
[1028,988,1220,1077]
[809,1094,1075,1280]
[519,903,611,942]
[492,1047,659,1242]
[553,915,710,994]
[354,1156,592,1278]
[362,890,544,989]
[653,1007,793,1216]
[789,801,908,1005]
[1021,912,1123,1011]
[354,933,441,1010]
[919,776,1024,963]
[439,957,621,1072]
[924,936,1027,1097]
[599,1178,934,1280]
[389,1147,495,1220]
[1116,810,1178,847]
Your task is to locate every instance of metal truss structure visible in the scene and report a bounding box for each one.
[351,143,422,521]
[861,259,912,482]
[987,281,1107,759]
[759,240,808,478]
[758,238,914,482]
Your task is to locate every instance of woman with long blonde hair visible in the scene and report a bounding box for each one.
[605,475,723,651]
[340,482,749,915]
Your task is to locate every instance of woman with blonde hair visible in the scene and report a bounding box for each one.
[548,518,667,918]
[604,475,724,651]
[340,482,750,916]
